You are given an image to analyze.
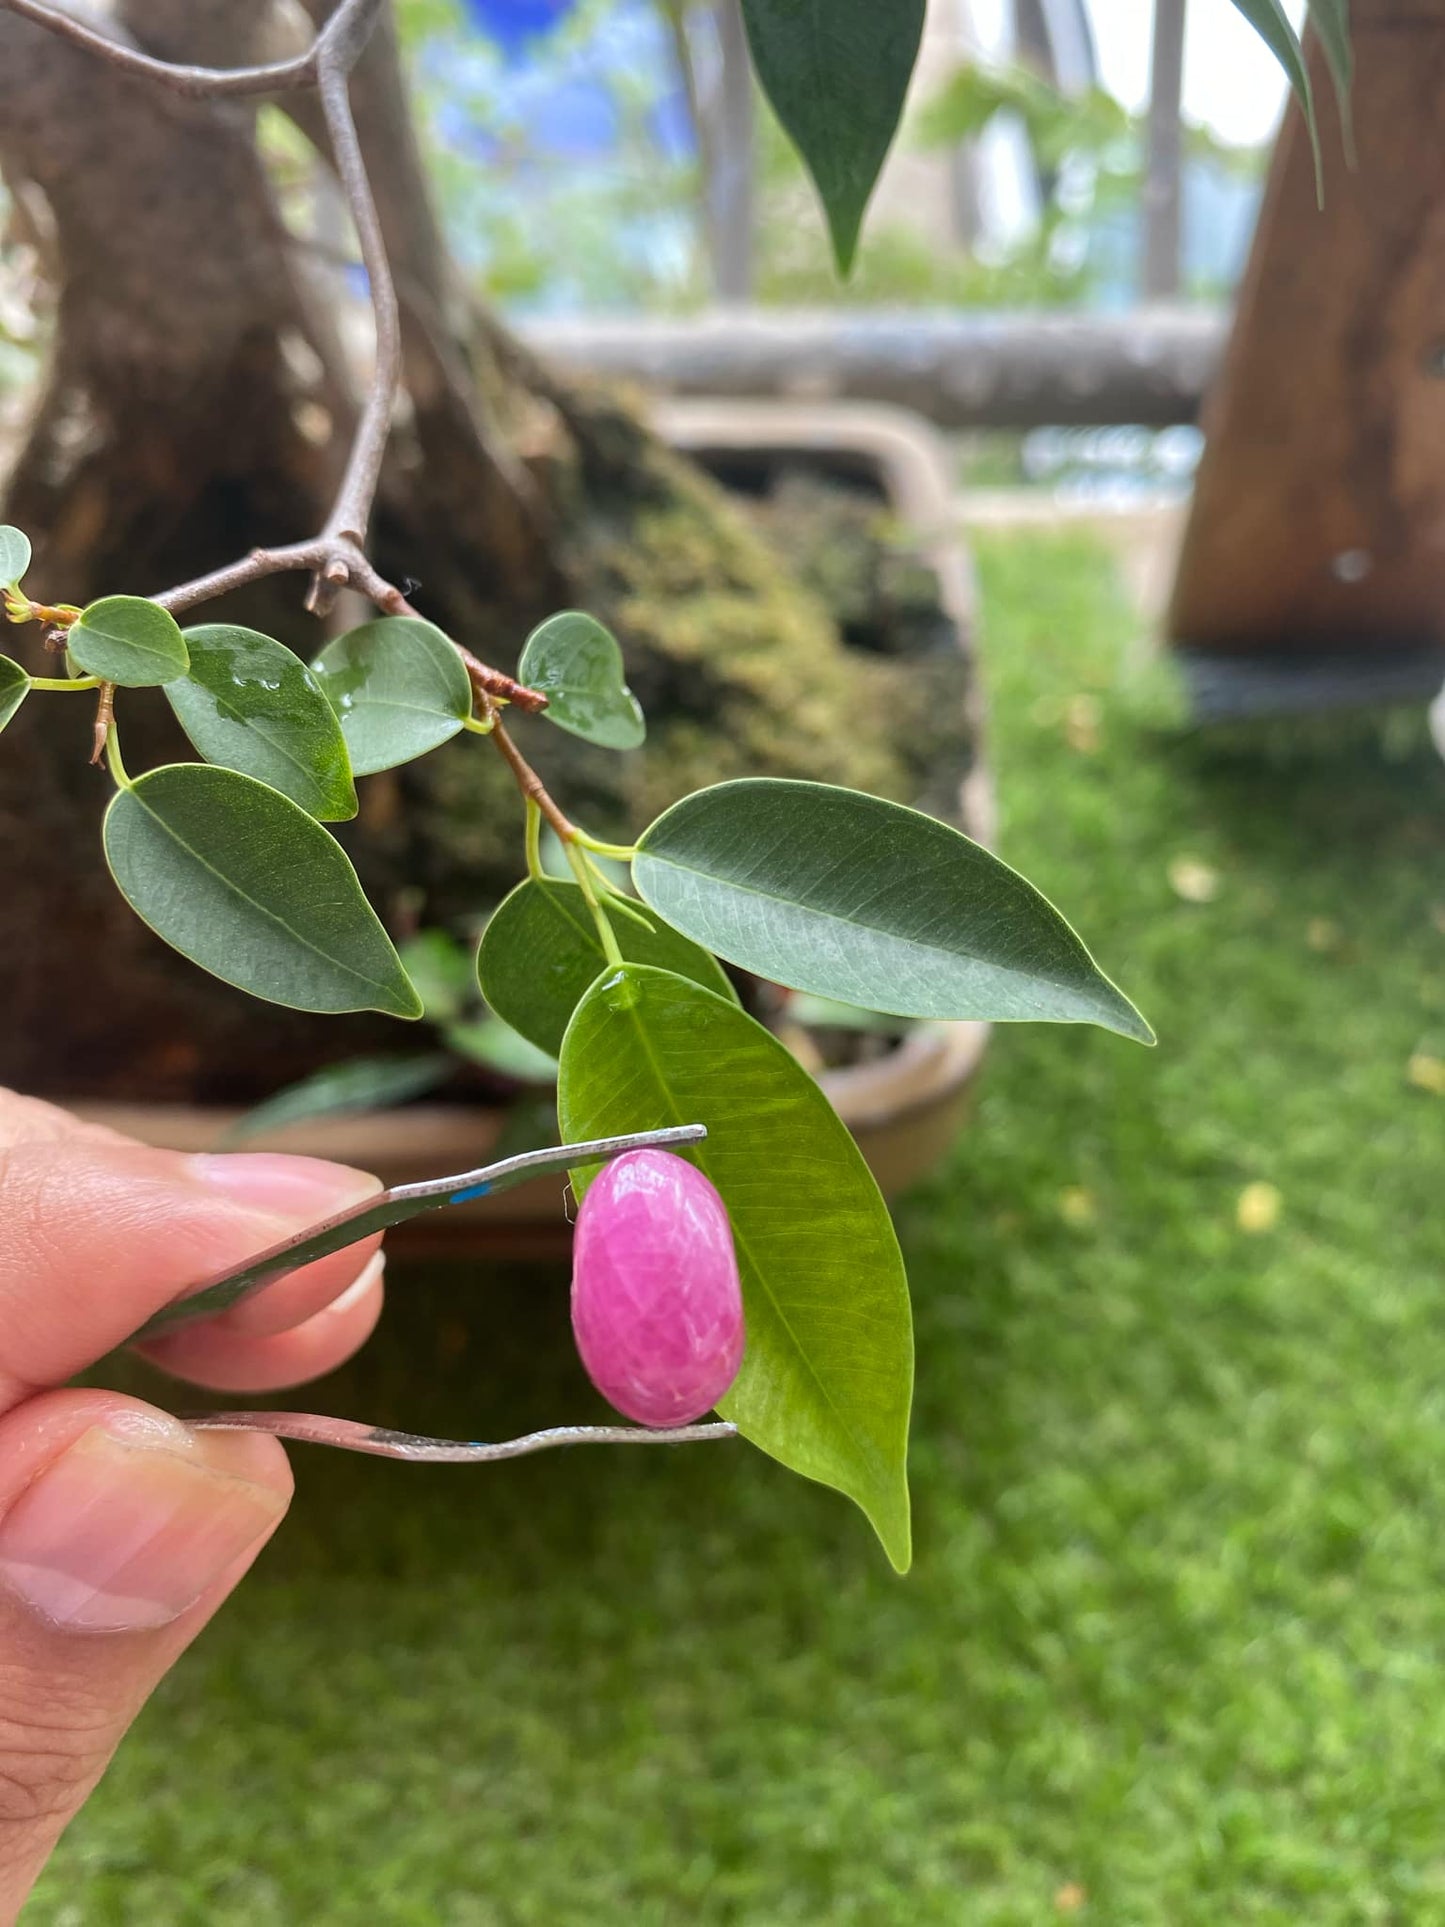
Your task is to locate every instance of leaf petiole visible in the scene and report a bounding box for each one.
[104,725,132,789]
[573,829,639,862]
[524,796,544,882]
[564,836,623,969]
[29,674,102,692]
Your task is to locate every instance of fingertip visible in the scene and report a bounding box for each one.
[137,1253,386,1395]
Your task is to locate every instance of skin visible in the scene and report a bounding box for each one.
[0,1086,383,1920]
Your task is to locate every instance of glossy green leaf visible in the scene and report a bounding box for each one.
[312,617,472,775]
[0,656,30,735]
[477,876,735,1057]
[103,765,422,1018]
[68,596,189,687]
[0,525,30,588]
[517,611,645,750]
[166,625,356,821]
[1229,0,1321,193]
[559,963,913,1570]
[225,1053,454,1143]
[740,0,926,274]
[446,1016,557,1083]
[635,779,1153,1043]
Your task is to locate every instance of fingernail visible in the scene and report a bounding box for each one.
[220,1248,385,1338]
[188,1152,380,1220]
[0,1415,287,1633]
[325,1251,386,1320]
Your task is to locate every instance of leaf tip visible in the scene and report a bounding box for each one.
[873,1482,913,1574]
[383,976,426,1022]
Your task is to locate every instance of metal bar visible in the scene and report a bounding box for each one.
[187,1412,738,1462]
[133,1124,708,1342]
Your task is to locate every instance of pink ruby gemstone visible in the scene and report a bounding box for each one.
[571,1149,745,1429]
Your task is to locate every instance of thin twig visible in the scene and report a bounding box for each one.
[460,650,550,715]
[89,682,115,767]
[491,719,574,843]
[0,0,382,99]
[314,49,398,548]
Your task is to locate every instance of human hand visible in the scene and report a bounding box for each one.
[0,1088,385,1918]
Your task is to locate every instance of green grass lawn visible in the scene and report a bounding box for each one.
[33,530,1445,1925]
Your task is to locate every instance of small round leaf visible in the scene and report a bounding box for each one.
[0,526,31,590]
[69,596,189,687]
[312,617,472,775]
[518,611,645,751]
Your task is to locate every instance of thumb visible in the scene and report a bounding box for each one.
[0,1390,291,1916]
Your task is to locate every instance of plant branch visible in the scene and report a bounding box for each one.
[315,45,398,548]
[490,719,574,844]
[0,0,382,99]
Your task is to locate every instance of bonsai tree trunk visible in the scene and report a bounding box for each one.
[0,0,965,1102]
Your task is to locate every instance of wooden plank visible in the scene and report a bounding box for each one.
[1171,2,1445,660]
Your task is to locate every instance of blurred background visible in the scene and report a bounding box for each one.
[8,0,1445,1920]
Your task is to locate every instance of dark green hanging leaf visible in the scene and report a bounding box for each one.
[1306,0,1354,161]
[477,876,735,1057]
[166,624,356,822]
[225,1053,455,1144]
[0,526,31,589]
[103,765,422,1018]
[446,1016,558,1083]
[0,656,30,735]
[559,963,913,1571]
[634,779,1153,1042]
[68,596,189,687]
[1228,0,1321,193]
[517,612,645,751]
[312,617,472,775]
[740,0,926,274]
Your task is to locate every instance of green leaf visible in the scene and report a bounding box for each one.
[517,612,645,751]
[477,876,735,1057]
[446,1016,557,1083]
[312,617,472,775]
[787,992,901,1034]
[0,525,31,589]
[166,625,356,822]
[559,963,913,1570]
[68,596,189,687]
[0,656,30,734]
[740,0,926,274]
[1228,0,1321,195]
[103,765,423,1018]
[1306,0,1354,162]
[398,929,476,1023]
[225,1053,454,1143]
[634,779,1153,1043]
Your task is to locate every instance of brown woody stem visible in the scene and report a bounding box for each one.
[490,719,573,843]
[89,682,116,767]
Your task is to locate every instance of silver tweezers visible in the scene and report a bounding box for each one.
[133,1124,738,1463]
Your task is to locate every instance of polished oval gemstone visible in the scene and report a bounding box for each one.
[571,1149,744,1428]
